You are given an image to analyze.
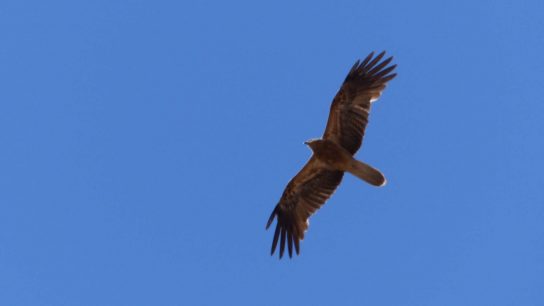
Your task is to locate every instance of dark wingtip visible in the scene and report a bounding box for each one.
[270,223,281,255]
[268,207,303,259]
[365,51,386,70]
[279,227,286,258]
[359,51,375,69]
[265,206,277,229]
[287,232,293,258]
[349,59,361,74]
[383,73,397,82]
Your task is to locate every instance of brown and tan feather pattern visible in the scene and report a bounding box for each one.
[266,158,344,258]
[266,51,396,259]
[323,51,397,154]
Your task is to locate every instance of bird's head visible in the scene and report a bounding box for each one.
[304,138,322,151]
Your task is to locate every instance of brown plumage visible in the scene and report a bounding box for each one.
[266,51,397,259]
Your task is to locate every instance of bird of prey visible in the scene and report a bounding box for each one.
[266,51,397,259]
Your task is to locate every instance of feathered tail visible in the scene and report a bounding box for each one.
[347,159,386,187]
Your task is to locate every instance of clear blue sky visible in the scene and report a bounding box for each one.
[1,1,543,305]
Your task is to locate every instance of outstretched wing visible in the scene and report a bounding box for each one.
[323,51,397,155]
[266,157,344,258]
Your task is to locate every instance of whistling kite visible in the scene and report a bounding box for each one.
[266,51,397,258]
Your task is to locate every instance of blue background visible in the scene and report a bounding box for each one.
[1,1,543,305]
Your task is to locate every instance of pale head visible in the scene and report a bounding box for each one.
[304,138,323,151]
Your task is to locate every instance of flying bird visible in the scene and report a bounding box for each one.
[266,51,397,259]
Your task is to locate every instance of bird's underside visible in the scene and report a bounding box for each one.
[266,51,397,259]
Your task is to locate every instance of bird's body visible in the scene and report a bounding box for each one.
[307,139,353,170]
[306,139,386,186]
[266,51,397,258]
